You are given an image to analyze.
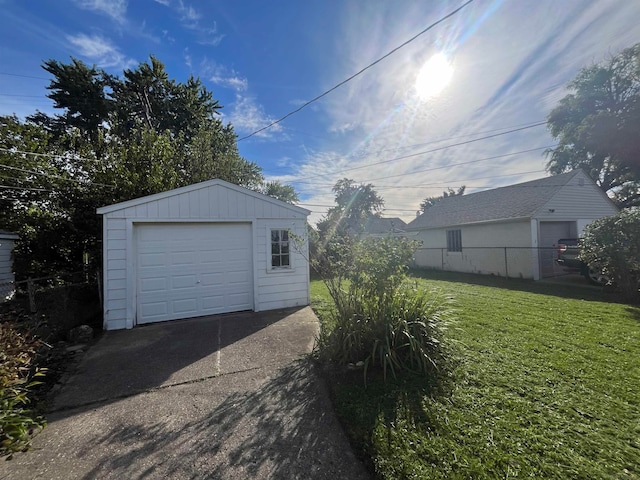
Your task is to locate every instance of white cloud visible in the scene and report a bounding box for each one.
[177,0,201,22]
[153,0,170,5]
[66,33,135,70]
[227,95,284,139]
[200,60,247,92]
[73,0,127,23]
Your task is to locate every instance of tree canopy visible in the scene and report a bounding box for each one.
[420,186,465,212]
[1,56,298,278]
[546,43,640,208]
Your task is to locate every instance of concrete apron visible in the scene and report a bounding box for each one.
[0,307,370,480]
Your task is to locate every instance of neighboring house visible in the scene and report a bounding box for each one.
[97,179,310,330]
[362,216,407,237]
[407,170,618,280]
[0,230,19,301]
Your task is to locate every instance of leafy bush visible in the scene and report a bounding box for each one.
[580,207,640,301]
[0,322,46,455]
[315,236,454,383]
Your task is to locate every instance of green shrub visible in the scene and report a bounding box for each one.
[315,236,454,383]
[580,207,640,301]
[0,322,46,455]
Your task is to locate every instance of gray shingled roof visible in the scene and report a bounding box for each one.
[407,170,583,230]
[364,216,407,234]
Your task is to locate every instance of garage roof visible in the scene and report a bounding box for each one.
[96,179,310,216]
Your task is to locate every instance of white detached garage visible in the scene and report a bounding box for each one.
[97,179,310,330]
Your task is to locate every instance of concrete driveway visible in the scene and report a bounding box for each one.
[0,307,370,480]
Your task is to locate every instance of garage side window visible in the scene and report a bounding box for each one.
[446,229,462,252]
[271,229,291,269]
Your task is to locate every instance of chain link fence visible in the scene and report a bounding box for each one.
[0,270,102,340]
[413,246,582,280]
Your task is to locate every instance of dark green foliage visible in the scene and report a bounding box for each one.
[0,323,46,455]
[420,186,465,212]
[315,235,453,383]
[546,43,640,208]
[1,55,299,279]
[580,207,640,300]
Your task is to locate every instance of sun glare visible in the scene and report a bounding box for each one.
[415,53,453,100]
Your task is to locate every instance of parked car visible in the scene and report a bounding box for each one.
[556,238,609,285]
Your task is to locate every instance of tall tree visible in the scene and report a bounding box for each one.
[317,179,384,240]
[546,43,640,208]
[259,181,299,203]
[420,186,465,212]
[41,58,113,140]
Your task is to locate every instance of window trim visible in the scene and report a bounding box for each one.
[446,229,462,253]
[268,228,294,272]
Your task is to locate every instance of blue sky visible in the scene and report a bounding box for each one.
[2,0,640,223]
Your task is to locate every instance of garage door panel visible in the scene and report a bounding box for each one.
[140,277,167,293]
[139,253,166,267]
[200,272,224,287]
[172,274,197,289]
[136,223,253,325]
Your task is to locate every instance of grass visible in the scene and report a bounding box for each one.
[311,270,640,479]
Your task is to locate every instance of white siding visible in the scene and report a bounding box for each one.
[413,220,535,278]
[0,241,14,283]
[99,180,309,330]
[535,170,618,221]
[255,219,309,311]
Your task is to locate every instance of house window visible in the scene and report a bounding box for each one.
[271,229,291,269]
[446,229,462,252]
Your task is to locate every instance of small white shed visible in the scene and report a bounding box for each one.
[97,179,310,330]
[0,230,19,301]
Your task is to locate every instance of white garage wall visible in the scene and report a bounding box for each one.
[98,180,310,330]
[413,220,535,278]
[255,219,309,311]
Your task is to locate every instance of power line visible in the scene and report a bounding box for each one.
[0,184,52,192]
[294,121,548,181]
[0,163,116,189]
[237,0,475,141]
[0,72,49,80]
[0,93,45,98]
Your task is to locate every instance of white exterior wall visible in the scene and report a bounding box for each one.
[0,234,18,300]
[0,237,16,284]
[255,219,309,311]
[413,220,535,278]
[99,181,309,330]
[535,170,618,223]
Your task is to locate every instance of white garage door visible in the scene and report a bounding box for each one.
[136,223,253,325]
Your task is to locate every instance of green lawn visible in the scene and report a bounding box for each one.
[310,270,640,479]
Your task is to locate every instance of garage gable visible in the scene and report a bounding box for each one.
[97,179,309,220]
[98,180,310,330]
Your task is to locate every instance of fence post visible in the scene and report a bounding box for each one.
[27,277,36,313]
[504,247,509,278]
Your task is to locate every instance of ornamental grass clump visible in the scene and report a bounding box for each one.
[0,322,46,455]
[315,236,454,383]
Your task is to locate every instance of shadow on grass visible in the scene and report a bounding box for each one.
[626,306,640,323]
[321,365,452,474]
[410,268,633,304]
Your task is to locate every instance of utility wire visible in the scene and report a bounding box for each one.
[295,121,548,181]
[237,0,475,141]
[0,184,52,192]
[0,163,116,189]
[0,72,49,80]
